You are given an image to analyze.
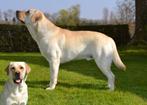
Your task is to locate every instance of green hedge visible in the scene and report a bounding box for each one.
[0,24,38,52]
[0,24,130,52]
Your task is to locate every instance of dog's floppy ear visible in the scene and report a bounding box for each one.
[25,63,31,74]
[31,11,42,23]
[5,64,10,75]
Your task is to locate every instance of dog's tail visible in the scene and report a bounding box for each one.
[112,41,126,71]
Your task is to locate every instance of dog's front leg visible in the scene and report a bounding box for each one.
[46,58,60,90]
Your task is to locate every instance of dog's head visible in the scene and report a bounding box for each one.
[16,9,43,24]
[5,62,31,85]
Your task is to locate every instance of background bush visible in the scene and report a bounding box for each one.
[0,24,38,52]
[0,24,130,52]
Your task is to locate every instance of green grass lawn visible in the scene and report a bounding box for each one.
[0,49,147,105]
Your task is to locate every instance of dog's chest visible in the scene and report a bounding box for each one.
[2,83,28,105]
[7,90,27,105]
[37,38,54,59]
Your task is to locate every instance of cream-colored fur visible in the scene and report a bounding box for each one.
[16,9,126,91]
[0,62,30,105]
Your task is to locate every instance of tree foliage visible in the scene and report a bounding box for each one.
[55,5,80,26]
[112,0,135,24]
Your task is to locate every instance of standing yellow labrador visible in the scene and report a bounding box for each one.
[16,9,126,91]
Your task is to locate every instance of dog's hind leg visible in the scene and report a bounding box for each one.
[94,56,115,91]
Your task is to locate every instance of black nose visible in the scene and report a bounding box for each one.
[16,10,20,14]
[15,72,20,80]
[16,10,20,17]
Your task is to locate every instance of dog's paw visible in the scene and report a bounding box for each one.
[45,84,56,90]
[108,84,115,91]
[45,86,55,90]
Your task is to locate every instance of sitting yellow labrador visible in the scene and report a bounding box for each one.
[0,62,31,105]
[16,9,126,91]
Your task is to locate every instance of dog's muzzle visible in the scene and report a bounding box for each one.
[16,10,25,24]
[13,72,22,84]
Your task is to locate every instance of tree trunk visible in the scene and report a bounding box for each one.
[133,0,147,42]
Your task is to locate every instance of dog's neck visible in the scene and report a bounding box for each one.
[26,15,58,42]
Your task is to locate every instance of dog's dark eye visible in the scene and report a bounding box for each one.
[11,67,15,70]
[20,66,24,70]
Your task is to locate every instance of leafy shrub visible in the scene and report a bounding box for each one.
[0,24,130,52]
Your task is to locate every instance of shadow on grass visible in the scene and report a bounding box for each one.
[0,54,48,67]
[27,80,49,89]
[26,80,107,90]
[58,82,107,90]
[0,53,147,100]
[61,60,105,80]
